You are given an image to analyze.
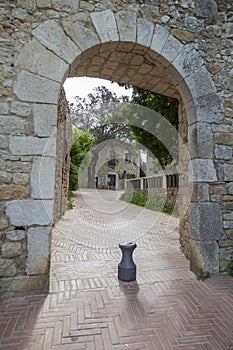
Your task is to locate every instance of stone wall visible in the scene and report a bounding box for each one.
[53,88,72,224]
[97,159,140,189]
[178,100,191,258]
[0,0,233,295]
[96,141,140,189]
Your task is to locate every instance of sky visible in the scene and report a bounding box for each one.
[63,77,132,104]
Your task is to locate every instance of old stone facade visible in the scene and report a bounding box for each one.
[0,0,233,295]
[96,141,140,189]
[80,140,140,189]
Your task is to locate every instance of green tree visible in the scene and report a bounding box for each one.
[70,86,130,140]
[70,86,132,187]
[69,128,94,191]
[119,85,179,168]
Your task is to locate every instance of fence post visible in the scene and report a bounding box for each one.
[140,178,143,190]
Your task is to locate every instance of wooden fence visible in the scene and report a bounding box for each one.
[125,173,179,192]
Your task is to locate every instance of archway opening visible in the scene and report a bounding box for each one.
[51,40,191,282]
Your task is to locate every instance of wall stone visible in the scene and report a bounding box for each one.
[13,70,61,104]
[0,185,29,200]
[10,101,31,117]
[31,157,56,199]
[16,39,69,82]
[13,173,29,186]
[6,230,26,241]
[0,116,28,135]
[9,136,56,157]
[26,226,51,275]
[0,259,17,278]
[6,200,53,226]
[189,159,217,183]
[190,202,222,241]
[0,0,232,295]
[2,242,23,259]
[33,104,57,137]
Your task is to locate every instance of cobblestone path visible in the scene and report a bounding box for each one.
[1,190,233,349]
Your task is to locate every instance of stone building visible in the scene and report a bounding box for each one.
[93,140,140,189]
[0,0,232,296]
[79,140,140,189]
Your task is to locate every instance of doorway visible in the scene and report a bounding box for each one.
[107,174,116,189]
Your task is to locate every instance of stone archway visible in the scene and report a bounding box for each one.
[2,9,225,295]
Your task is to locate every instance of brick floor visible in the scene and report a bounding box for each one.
[1,189,233,349]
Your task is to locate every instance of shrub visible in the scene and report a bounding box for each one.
[69,162,79,191]
[69,129,93,191]
[67,189,74,209]
[130,190,148,207]
[120,190,175,216]
[121,190,133,203]
[146,195,164,211]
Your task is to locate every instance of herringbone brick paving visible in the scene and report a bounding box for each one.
[1,190,233,349]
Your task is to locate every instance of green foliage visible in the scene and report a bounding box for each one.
[70,128,94,169]
[69,86,132,187]
[162,202,174,214]
[70,86,131,144]
[130,88,178,168]
[227,255,233,277]
[131,87,178,129]
[129,125,174,169]
[120,190,174,215]
[129,190,148,207]
[67,189,73,209]
[120,190,133,203]
[69,162,79,191]
[69,84,179,189]
[197,263,211,281]
[119,84,179,168]
[146,194,164,212]
[69,129,93,191]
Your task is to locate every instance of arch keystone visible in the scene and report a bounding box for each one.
[115,11,137,42]
[90,10,119,43]
[32,20,81,64]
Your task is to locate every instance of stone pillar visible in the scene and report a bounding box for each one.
[187,94,223,274]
